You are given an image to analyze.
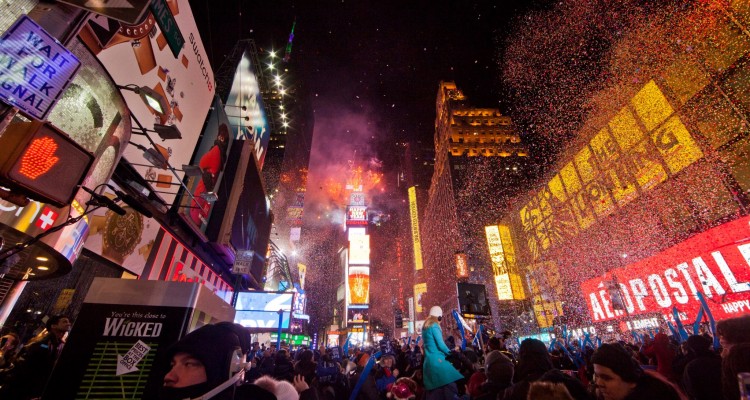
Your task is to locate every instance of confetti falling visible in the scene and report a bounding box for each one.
[190,0,750,335]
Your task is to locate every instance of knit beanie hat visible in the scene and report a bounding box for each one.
[591,343,643,383]
[686,335,712,354]
[484,350,514,384]
[274,379,300,400]
[166,324,244,388]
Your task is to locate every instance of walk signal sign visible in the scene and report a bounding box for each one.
[0,120,94,207]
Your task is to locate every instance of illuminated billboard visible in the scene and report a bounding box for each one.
[223,48,270,169]
[519,80,703,259]
[414,282,427,313]
[178,95,233,232]
[408,187,424,271]
[580,215,750,323]
[348,266,370,305]
[349,234,370,265]
[486,225,526,300]
[347,307,369,323]
[83,0,215,206]
[346,205,368,226]
[456,252,469,278]
[234,291,294,329]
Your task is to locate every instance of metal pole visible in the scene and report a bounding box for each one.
[277,309,284,351]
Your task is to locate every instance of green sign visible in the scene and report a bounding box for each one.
[270,333,311,346]
[150,0,184,57]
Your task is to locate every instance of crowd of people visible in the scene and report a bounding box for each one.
[156,307,750,400]
[0,309,749,400]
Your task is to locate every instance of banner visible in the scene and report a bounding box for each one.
[408,187,424,271]
[84,0,215,206]
[581,216,750,323]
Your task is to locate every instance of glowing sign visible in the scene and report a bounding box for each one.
[533,301,562,328]
[20,137,58,179]
[347,205,367,221]
[456,252,468,278]
[580,215,750,323]
[348,266,369,305]
[495,274,513,301]
[408,187,424,271]
[519,81,703,259]
[0,120,94,207]
[349,234,370,265]
[414,282,427,313]
[0,15,81,120]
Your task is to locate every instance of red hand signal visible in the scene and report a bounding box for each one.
[19,137,59,180]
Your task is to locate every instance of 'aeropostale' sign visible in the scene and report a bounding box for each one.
[581,216,750,323]
[0,15,80,120]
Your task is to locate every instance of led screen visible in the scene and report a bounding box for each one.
[234,291,294,330]
[580,215,750,323]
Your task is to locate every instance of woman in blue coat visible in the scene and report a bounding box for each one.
[422,306,464,400]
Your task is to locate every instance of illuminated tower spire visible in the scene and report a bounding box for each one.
[283,18,296,63]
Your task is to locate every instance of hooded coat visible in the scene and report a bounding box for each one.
[641,333,677,381]
[422,322,464,390]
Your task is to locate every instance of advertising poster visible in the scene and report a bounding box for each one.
[348,266,370,305]
[83,183,161,276]
[519,80,704,258]
[347,307,369,323]
[223,49,270,169]
[349,234,370,265]
[456,252,469,278]
[408,187,424,271]
[234,291,294,330]
[178,95,233,232]
[82,0,215,206]
[414,282,427,313]
[43,303,191,400]
[581,215,750,324]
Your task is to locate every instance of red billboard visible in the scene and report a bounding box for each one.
[581,216,750,324]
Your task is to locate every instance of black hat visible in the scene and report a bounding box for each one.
[518,338,548,358]
[591,343,643,383]
[235,383,277,400]
[166,324,245,388]
[686,335,712,354]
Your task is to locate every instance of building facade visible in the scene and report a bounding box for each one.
[419,82,529,327]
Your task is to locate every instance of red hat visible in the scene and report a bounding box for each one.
[388,382,415,400]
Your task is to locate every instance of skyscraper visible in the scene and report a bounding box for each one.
[419,81,529,323]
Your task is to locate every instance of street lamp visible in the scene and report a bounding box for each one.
[116,84,170,115]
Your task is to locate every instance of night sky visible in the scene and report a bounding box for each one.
[186,0,691,331]
[188,0,553,149]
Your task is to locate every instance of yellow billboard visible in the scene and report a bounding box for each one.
[519,80,703,259]
[485,225,526,300]
[408,187,424,271]
[533,301,563,328]
[414,282,427,313]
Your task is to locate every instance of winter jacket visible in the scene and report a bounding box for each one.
[0,333,63,400]
[681,352,721,400]
[422,322,464,390]
[641,333,677,381]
